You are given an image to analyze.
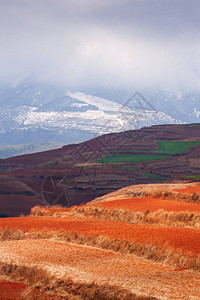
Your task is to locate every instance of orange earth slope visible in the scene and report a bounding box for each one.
[0,239,200,299]
[93,196,200,212]
[0,216,199,255]
[0,182,200,299]
[0,280,26,300]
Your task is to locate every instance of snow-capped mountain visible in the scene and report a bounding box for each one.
[96,88,200,124]
[0,81,183,149]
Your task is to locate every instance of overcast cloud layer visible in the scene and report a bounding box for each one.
[0,0,200,91]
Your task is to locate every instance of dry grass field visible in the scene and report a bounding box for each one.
[0,182,200,299]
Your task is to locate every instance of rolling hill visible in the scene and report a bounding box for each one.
[0,123,200,217]
[0,181,199,299]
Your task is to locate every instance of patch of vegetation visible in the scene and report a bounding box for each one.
[1,228,199,272]
[38,161,55,167]
[144,173,159,178]
[153,141,200,154]
[111,166,136,171]
[0,262,154,300]
[151,190,200,204]
[189,123,200,125]
[144,173,170,183]
[71,206,200,229]
[97,154,169,164]
[183,175,200,180]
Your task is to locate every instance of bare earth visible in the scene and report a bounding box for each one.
[0,239,199,300]
[0,279,26,300]
[0,181,200,299]
[92,182,200,203]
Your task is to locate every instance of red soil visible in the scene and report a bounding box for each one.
[93,196,200,213]
[0,217,199,255]
[0,280,26,300]
[1,239,200,299]
[176,185,200,194]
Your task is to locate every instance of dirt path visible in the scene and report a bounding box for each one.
[0,239,199,300]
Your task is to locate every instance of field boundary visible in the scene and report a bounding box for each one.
[0,229,199,271]
[0,261,154,300]
[69,206,200,229]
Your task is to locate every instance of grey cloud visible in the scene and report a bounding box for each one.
[0,0,200,91]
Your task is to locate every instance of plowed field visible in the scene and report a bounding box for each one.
[93,196,200,213]
[0,239,200,300]
[176,185,200,194]
[0,217,199,255]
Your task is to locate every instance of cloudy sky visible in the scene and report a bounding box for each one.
[0,0,200,91]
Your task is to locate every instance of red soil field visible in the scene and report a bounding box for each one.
[0,240,200,299]
[0,280,26,300]
[41,207,71,215]
[176,185,200,194]
[92,182,200,203]
[0,217,199,255]
[93,196,200,213]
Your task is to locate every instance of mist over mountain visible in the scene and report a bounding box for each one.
[0,81,182,152]
[0,0,200,91]
[0,80,199,158]
[0,1,200,157]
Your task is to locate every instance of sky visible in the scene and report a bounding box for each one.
[0,0,200,91]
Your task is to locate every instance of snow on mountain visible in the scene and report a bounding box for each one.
[67,91,124,112]
[0,81,190,150]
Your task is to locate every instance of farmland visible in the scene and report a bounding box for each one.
[153,141,200,154]
[1,124,200,217]
[0,124,200,298]
[97,154,169,164]
[0,182,200,299]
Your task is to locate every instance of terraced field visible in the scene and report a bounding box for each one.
[0,239,200,299]
[97,154,169,164]
[94,196,200,213]
[0,182,200,299]
[153,141,200,154]
[97,141,200,164]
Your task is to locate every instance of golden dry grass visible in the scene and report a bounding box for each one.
[70,206,200,229]
[0,261,155,300]
[0,228,199,271]
[92,182,200,203]
[30,206,52,217]
[150,190,200,204]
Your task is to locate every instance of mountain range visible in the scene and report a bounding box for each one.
[1,81,195,155]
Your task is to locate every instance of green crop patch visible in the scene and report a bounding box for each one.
[144,172,159,178]
[38,162,55,167]
[97,154,169,164]
[111,166,136,171]
[183,175,200,180]
[153,141,200,154]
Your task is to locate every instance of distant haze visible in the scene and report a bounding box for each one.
[0,0,200,91]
